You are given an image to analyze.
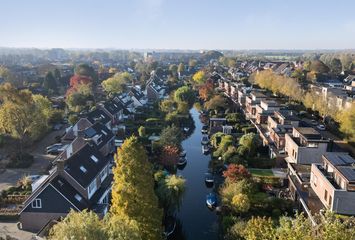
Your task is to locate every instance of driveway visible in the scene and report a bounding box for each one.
[0,221,36,240]
[0,127,66,192]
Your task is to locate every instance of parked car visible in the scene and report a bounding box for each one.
[52,123,63,131]
[317,124,326,131]
[47,144,67,155]
[46,143,63,151]
[310,120,318,125]
[27,175,41,182]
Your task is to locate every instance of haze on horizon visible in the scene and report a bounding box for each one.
[1,0,355,50]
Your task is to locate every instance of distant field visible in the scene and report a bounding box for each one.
[249,168,274,177]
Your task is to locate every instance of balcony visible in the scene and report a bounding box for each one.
[315,165,341,190]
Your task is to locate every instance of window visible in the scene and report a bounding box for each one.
[313,175,318,187]
[88,180,97,198]
[324,190,328,201]
[90,155,99,163]
[80,166,87,173]
[32,198,42,208]
[99,166,108,183]
[328,195,332,206]
[101,130,107,136]
[74,194,82,202]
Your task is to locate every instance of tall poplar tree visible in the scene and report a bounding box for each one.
[110,136,163,240]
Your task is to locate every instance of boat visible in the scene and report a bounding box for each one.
[201,125,208,134]
[201,135,209,145]
[205,173,214,184]
[163,215,176,238]
[179,150,187,158]
[177,157,187,166]
[206,193,217,208]
[202,145,209,154]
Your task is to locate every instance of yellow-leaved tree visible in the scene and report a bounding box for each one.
[111,136,163,240]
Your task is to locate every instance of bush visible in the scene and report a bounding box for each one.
[6,153,34,168]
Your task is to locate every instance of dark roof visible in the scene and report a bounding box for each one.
[103,100,123,116]
[84,122,114,150]
[295,127,322,140]
[50,175,89,210]
[64,144,109,188]
[337,166,355,182]
[324,152,355,166]
[129,87,144,100]
[87,109,111,125]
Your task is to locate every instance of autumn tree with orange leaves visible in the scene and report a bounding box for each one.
[199,80,214,101]
[223,164,251,182]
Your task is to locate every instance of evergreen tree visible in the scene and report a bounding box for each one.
[43,71,57,93]
[111,136,163,240]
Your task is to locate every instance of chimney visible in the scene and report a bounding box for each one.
[57,159,65,173]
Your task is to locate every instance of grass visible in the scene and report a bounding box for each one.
[249,168,274,177]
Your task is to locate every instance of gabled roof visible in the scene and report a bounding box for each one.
[50,175,89,210]
[84,122,114,150]
[87,109,111,125]
[102,100,123,116]
[129,87,145,100]
[64,144,109,188]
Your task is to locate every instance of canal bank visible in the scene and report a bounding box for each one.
[174,108,220,240]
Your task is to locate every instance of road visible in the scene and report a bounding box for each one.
[0,127,66,192]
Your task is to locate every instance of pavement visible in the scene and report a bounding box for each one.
[0,221,36,240]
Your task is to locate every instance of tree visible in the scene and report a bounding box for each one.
[49,210,108,240]
[105,214,142,240]
[174,86,195,107]
[214,135,234,157]
[156,175,185,213]
[177,63,185,74]
[66,83,94,112]
[223,164,251,182]
[160,99,176,113]
[0,85,51,157]
[75,63,98,84]
[159,125,182,148]
[169,64,178,75]
[276,213,313,240]
[239,133,259,157]
[43,71,57,93]
[159,145,179,166]
[205,95,227,113]
[188,59,197,68]
[177,101,189,114]
[241,216,275,240]
[337,103,355,142]
[192,70,206,85]
[329,58,342,75]
[111,136,162,240]
[199,80,214,101]
[220,179,254,209]
[102,72,132,95]
[231,193,250,213]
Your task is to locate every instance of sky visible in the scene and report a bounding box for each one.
[1,0,355,50]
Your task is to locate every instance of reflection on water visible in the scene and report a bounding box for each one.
[172,108,220,240]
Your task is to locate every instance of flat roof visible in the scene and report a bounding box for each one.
[324,152,355,166]
[295,127,322,139]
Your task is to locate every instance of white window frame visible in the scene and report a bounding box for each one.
[32,198,42,208]
[88,180,97,199]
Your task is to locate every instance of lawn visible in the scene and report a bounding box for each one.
[249,168,274,177]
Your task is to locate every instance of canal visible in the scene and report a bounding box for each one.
[174,108,219,240]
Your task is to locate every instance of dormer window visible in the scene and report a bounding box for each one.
[90,155,99,163]
[80,166,87,173]
[74,194,82,202]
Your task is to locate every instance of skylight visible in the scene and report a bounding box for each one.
[74,194,82,202]
[101,130,107,135]
[80,166,87,173]
[90,155,99,163]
